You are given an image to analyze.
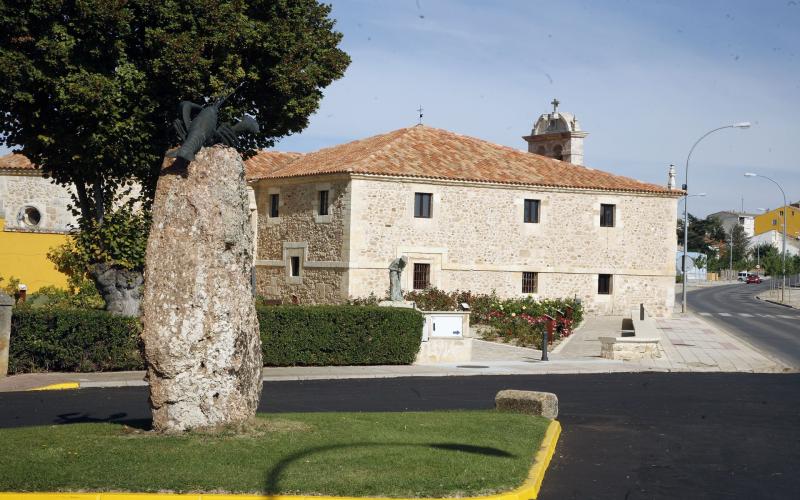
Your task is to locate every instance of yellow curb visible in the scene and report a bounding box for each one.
[0,419,561,500]
[28,382,80,391]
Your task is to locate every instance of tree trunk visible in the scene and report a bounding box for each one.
[88,262,143,317]
[140,146,262,433]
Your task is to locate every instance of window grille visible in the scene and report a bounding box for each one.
[598,274,613,294]
[524,199,540,223]
[318,190,329,216]
[414,193,432,218]
[522,272,538,293]
[270,194,280,218]
[413,263,430,290]
[600,204,615,227]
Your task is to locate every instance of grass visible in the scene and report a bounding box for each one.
[0,410,549,497]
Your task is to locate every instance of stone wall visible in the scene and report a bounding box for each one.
[252,175,351,304]
[347,176,678,317]
[0,171,76,233]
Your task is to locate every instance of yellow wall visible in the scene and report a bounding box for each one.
[754,205,800,239]
[0,218,69,292]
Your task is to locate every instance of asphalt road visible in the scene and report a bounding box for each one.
[2,373,799,499]
[682,280,800,367]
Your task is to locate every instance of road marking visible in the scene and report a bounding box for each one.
[778,315,795,319]
[699,312,712,316]
[718,313,732,317]
[738,313,754,317]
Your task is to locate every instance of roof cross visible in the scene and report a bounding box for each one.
[551,98,560,113]
[417,105,424,125]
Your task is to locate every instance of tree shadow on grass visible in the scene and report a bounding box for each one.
[264,441,514,494]
[56,412,152,431]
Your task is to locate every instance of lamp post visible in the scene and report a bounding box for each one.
[745,173,787,302]
[681,122,751,313]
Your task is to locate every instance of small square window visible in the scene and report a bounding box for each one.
[318,190,329,216]
[413,263,430,290]
[290,256,300,277]
[598,274,613,295]
[414,193,432,218]
[270,194,280,218]
[600,204,615,227]
[522,272,538,293]
[772,219,777,226]
[524,199,540,223]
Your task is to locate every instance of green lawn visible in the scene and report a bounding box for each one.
[0,410,549,497]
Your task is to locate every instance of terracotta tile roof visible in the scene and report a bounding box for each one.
[245,151,304,180]
[0,153,37,170]
[248,126,678,195]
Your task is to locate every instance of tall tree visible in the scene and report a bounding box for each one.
[0,0,350,313]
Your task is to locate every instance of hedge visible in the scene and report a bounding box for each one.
[8,305,424,373]
[8,307,144,374]
[257,305,424,366]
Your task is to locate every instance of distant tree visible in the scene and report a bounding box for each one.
[0,0,350,313]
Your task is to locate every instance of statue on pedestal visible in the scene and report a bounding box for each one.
[388,256,408,302]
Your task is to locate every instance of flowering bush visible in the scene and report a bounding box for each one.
[351,287,583,348]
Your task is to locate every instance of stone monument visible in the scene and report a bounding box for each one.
[141,146,263,433]
[388,256,408,302]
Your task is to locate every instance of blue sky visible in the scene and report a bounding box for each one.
[3,0,798,217]
[275,0,800,217]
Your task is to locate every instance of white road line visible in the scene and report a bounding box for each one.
[699,312,712,316]
[778,315,795,319]
[738,313,754,317]
[718,313,732,317]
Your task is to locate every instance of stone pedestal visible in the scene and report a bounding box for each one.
[141,146,263,432]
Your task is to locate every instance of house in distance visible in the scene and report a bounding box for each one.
[245,101,682,317]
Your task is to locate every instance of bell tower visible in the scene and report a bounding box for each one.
[523,98,588,165]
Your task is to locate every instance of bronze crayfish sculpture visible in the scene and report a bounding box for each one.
[167,89,260,163]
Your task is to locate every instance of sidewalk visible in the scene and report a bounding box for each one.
[1,314,791,392]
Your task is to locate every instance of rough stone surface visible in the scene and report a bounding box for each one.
[495,389,559,419]
[89,263,143,317]
[141,146,263,433]
[0,292,13,377]
[0,171,76,232]
[600,336,663,361]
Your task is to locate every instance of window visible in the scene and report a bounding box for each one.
[318,190,329,216]
[270,194,280,218]
[600,204,615,227]
[553,144,563,161]
[522,272,538,293]
[773,219,777,226]
[290,256,300,277]
[414,193,432,218]
[598,274,613,295]
[524,199,540,223]
[20,206,41,227]
[413,263,430,290]
[779,210,784,217]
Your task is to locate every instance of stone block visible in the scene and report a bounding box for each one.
[495,389,558,419]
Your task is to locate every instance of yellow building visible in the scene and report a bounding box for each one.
[0,218,69,291]
[1,153,73,292]
[754,204,800,239]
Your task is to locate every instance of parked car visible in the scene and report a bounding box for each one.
[746,274,762,284]
[737,271,749,281]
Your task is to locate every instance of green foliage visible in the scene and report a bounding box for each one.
[0,0,351,273]
[481,297,583,349]
[46,240,106,307]
[346,292,382,306]
[9,307,144,373]
[257,305,424,366]
[24,285,104,310]
[0,274,21,296]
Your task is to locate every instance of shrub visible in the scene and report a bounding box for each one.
[9,308,143,373]
[403,287,457,311]
[257,305,424,366]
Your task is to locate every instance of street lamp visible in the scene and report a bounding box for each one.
[744,172,787,302]
[681,122,751,313]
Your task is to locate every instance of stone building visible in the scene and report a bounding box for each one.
[246,108,681,317]
[0,153,74,290]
